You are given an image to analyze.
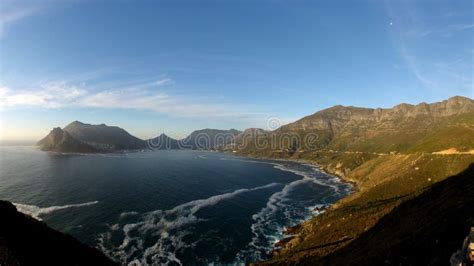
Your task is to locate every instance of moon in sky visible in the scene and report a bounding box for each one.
[390,22,393,26]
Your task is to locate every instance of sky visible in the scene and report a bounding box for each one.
[0,0,473,141]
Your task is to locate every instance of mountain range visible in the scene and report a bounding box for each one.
[252,96,474,265]
[233,95,474,157]
[38,121,242,153]
[38,96,473,155]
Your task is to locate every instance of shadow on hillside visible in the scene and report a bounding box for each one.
[0,201,117,266]
[315,163,474,266]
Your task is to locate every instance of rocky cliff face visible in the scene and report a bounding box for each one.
[280,96,474,133]
[37,127,98,153]
[0,200,117,266]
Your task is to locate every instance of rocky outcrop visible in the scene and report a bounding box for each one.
[37,127,98,153]
[63,121,146,151]
[0,200,117,266]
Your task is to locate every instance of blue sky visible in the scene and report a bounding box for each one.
[0,0,472,140]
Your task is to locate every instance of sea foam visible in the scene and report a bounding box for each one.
[99,183,280,265]
[99,158,351,264]
[236,162,351,262]
[13,201,99,220]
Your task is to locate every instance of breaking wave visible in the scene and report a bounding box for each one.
[99,158,351,265]
[235,162,351,262]
[98,183,280,265]
[13,201,99,220]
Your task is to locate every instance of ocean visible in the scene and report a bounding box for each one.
[0,146,351,265]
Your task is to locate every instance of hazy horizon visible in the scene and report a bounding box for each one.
[1,0,473,141]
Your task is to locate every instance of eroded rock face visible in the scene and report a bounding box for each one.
[280,96,474,133]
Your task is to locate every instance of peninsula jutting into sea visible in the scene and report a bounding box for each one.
[2,96,472,265]
[1,1,473,265]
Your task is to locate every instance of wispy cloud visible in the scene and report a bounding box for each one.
[439,23,474,38]
[0,78,266,120]
[404,23,474,38]
[384,0,473,94]
[0,82,86,108]
[0,0,42,38]
[156,78,173,86]
[397,41,437,89]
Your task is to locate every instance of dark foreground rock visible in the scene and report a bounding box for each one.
[316,163,474,266]
[0,200,117,266]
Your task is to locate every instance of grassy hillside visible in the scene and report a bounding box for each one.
[317,163,474,266]
[257,154,474,265]
[235,96,474,155]
[240,97,474,265]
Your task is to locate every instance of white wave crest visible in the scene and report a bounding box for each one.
[13,201,99,220]
[99,183,280,265]
[236,162,350,261]
[120,211,140,218]
[100,158,351,264]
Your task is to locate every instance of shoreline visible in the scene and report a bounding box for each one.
[228,152,360,260]
[32,145,359,262]
[14,146,474,264]
[229,151,359,187]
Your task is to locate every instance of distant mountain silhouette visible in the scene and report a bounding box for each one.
[181,128,241,150]
[38,123,243,152]
[37,96,474,154]
[63,121,146,151]
[147,133,181,150]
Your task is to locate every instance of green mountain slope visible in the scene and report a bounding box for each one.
[245,96,474,265]
[237,96,474,156]
[182,128,241,150]
[316,163,474,266]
